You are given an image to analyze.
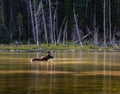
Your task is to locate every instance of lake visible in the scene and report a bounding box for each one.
[0,51,120,94]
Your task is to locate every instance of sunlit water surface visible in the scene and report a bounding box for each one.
[0,51,120,94]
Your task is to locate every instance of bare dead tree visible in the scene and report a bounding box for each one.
[28,0,36,43]
[109,0,112,45]
[103,0,107,46]
[93,4,98,46]
[57,16,66,44]
[49,0,54,43]
[33,0,39,45]
[53,6,57,45]
[73,7,82,46]
[63,20,67,44]
[41,1,48,44]
[74,27,92,44]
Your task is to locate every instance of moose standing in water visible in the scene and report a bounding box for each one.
[32,51,53,61]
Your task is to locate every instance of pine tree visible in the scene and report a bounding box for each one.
[0,0,4,25]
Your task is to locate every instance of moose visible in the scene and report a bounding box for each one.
[31,51,53,61]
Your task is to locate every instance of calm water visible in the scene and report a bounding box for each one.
[0,51,120,94]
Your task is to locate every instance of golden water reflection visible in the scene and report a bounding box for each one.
[0,52,120,94]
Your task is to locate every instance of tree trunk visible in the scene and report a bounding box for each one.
[53,7,57,45]
[41,1,48,44]
[18,26,21,42]
[63,21,67,44]
[73,7,82,46]
[10,0,13,42]
[93,4,98,46]
[103,0,107,46]
[109,0,112,45]
[57,16,66,44]
[33,0,39,45]
[28,0,36,43]
[49,0,53,43]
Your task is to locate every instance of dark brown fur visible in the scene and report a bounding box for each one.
[32,51,53,61]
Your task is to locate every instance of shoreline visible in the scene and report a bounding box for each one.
[0,49,120,53]
[0,44,120,53]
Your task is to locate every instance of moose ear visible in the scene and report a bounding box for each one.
[46,51,51,54]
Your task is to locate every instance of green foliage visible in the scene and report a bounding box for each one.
[0,0,120,45]
[0,25,10,44]
[0,44,117,52]
[17,12,23,26]
[0,0,4,25]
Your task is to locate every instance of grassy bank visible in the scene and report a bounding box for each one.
[0,44,119,52]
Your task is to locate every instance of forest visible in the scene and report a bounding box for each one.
[0,0,120,46]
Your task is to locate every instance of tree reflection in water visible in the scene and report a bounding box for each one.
[0,52,120,94]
